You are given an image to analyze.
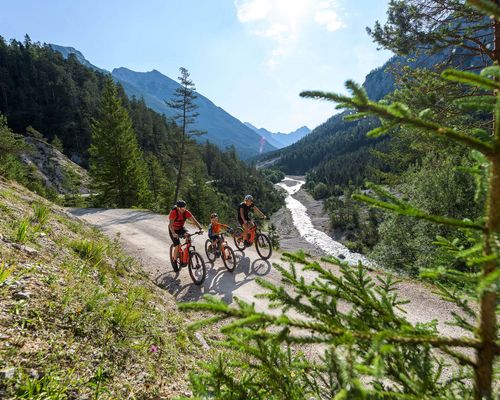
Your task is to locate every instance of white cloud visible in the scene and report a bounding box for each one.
[315,9,345,31]
[235,0,270,22]
[234,0,346,67]
[254,23,289,39]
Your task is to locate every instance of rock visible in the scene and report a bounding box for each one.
[338,254,346,260]
[194,332,211,351]
[13,291,31,300]
[0,367,15,379]
[12,243,38,257]
[0,333,10,340]
[12,281,25,290]
[23,246,38,257]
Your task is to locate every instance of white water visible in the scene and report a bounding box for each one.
[277,177,372,266]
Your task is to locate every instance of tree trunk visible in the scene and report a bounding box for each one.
[476,155,499,399]
[174,131,185,203]
[475,10,499,398]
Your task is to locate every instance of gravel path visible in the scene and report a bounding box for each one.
[70,207,470,341]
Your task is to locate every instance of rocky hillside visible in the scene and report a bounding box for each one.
[0,177,217,398]
[21,137,91,195]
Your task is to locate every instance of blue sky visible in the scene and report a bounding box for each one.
[1,0,392,132]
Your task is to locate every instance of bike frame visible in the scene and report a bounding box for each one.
[244,222,260,244]
[176,232,200,264]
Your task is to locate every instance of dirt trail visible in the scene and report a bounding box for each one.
[70,207,470,341]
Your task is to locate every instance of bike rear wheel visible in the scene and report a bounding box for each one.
[205,239,216,262]
[222,245,236,272]
[188,251,206,285]
[233,227,245,251]
[170,244,179,272]
[255,233,272,260]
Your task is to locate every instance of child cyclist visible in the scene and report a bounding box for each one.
[208,213,232,256]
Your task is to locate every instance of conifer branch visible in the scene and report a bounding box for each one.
[301,88,495,156]
[467,0,500,19]
[352,193,484,230]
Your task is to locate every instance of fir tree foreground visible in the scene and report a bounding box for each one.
[180,1,499,399]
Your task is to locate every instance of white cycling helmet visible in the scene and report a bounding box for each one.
[244,194,253,201]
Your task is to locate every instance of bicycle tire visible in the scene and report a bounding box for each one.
[222,245,236,272]
[170,244,180,272]
[188,251,206,285]
[233,227,245,251]
[205,239,216,262]
[255,233,272,260]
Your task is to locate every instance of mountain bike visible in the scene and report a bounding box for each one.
[233,220,272,260]
[170,231,206,285]
[205,230,237,272]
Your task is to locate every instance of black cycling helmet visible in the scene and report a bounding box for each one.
[244,194,253,201]
[176,199,186,207]
[211,213,218,218]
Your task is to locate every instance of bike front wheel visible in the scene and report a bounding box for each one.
[222,245,236,272]
[255,233,272,260]
[170,244,180,272]
[233,227,245,251]
[188,251,206,285]
[205,239,216,262]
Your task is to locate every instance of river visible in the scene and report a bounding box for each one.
[276,177,372,266]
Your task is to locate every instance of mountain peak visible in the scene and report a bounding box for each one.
[243,123,311,149]
[50,44,107,74]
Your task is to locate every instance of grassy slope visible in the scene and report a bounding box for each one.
[0,177,217,399]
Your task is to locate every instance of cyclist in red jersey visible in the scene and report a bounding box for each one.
[169,200,203,267]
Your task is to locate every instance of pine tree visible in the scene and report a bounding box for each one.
[145,152,174,212]
[166,67,205,202]
[51,135,64,153]
[180,2,499,399]
[367,0,497,65]
[0,113,30,179]
[89,79,150,208]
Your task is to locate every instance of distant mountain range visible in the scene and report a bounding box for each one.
[50,45,306,159]
[243,123,310,149]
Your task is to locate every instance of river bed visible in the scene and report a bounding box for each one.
[274,176,372,266]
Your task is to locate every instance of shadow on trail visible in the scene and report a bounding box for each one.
[153,249,272,303]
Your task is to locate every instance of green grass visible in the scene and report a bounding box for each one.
[70,238,106,267]
[15,218,31,243]
[14,370,76,400]
[32,203,50,227]
[0,262,15,285]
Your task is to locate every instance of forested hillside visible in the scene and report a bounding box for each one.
[0,36,283,222]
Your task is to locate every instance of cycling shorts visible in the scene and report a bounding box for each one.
[169,227,187,246]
